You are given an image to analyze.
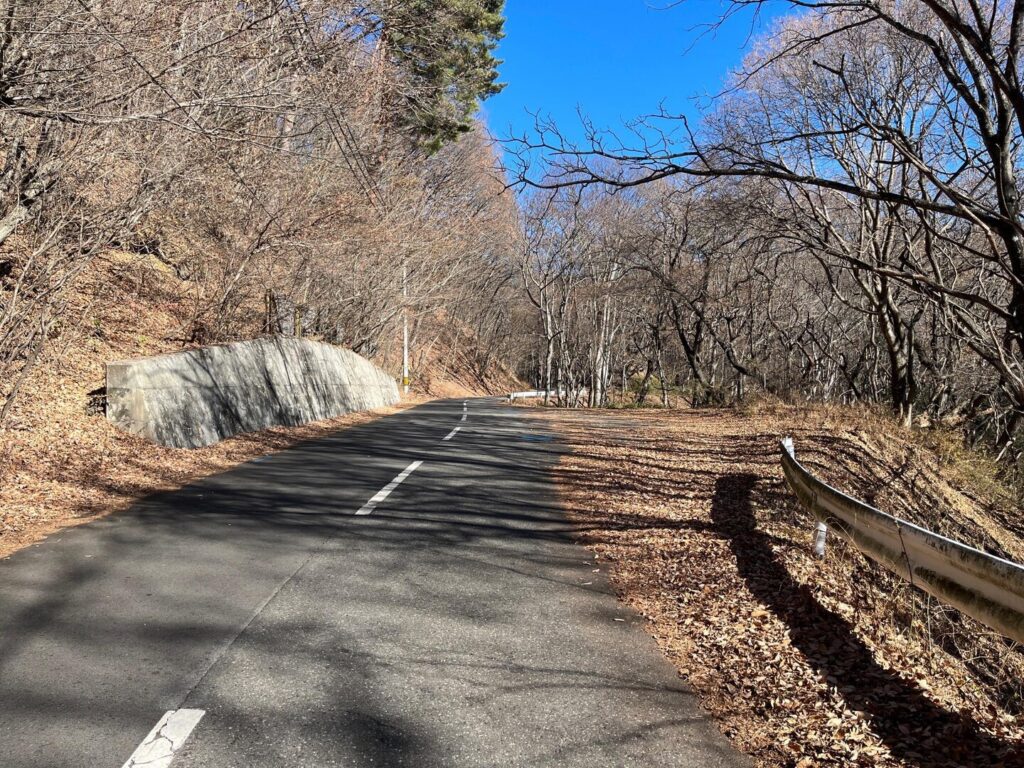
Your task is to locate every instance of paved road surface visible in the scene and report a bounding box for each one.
[0,398,748,767]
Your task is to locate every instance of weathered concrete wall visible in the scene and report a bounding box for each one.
[106,337,399,448]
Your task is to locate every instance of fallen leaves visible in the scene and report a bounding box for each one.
[543,406,1024,768]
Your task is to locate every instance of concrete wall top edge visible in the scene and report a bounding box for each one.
[107,335,344,368]
[107,338,391,390]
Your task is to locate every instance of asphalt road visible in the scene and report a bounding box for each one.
[0,398,748,767]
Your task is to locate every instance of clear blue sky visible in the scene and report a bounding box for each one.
[481,0,789,145]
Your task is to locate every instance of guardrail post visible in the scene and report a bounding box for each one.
[782,437,828,556]
[813,521,828,557]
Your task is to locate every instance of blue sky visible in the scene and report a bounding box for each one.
[482,0,789,145]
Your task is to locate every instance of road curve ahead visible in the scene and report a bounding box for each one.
[0,398,748,767]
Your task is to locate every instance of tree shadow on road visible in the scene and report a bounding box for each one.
[711,473,1024,768]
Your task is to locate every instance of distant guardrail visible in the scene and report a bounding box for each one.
[781,438,1024,644]
[508,390,559,402]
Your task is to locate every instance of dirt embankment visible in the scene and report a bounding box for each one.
[408,310,523,399]
[540,404,1024,768]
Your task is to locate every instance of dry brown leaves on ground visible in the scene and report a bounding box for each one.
[540,406,1024,768]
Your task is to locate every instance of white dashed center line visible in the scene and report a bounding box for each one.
[357,403,468,515]
[122,709,205,768]
[356,460,423,516]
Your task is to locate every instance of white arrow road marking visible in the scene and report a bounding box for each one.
[122,709,205,768]
[356,460,423,515]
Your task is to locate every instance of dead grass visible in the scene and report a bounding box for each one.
[539,405,1024,768]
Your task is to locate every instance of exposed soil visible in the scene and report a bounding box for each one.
[540,405,1024,768]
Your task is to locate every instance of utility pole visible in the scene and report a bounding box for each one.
[402,262,410,394]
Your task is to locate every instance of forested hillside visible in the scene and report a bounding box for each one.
[0,0,522,428]
[0,0,529,551]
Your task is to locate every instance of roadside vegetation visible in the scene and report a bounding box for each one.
[512,1,1024,466]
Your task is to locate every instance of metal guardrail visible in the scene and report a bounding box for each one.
[781,438,1024,644]
[508,390,558,401]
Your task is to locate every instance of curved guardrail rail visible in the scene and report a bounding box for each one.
[780,438,1024,644]
[508,389,563,401]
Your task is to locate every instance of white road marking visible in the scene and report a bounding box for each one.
[355,460,423,515]
[443,426,462,441]
[122,709,205,768]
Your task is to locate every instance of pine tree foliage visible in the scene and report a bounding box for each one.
[368,0,506,150]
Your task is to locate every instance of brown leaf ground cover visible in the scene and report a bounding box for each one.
[539,404,1024,768]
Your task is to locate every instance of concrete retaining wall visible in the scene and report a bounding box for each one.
[106,337,399,448]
